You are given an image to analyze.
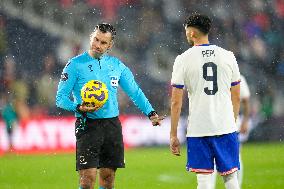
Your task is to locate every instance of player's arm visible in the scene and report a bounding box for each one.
[119,66,164,126]
[170,55,184,156]
[230,52,241,122]
[240,76,251,134]
[240,97,250,133]
[231,84,240,121]
[170,86,183,156]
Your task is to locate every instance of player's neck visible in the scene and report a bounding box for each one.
[193,38,209,46]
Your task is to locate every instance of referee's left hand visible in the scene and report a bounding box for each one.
[78,104,98,112]
[150,114,165,126]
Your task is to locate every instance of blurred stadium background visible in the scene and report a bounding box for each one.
[0,0,283,188]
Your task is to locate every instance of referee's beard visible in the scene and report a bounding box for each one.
[89,49,103,59]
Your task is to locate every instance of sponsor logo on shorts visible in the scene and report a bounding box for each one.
[79,156,87,165]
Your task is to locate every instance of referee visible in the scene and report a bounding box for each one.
[56,23,164,189]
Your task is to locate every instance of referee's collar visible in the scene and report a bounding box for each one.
[85,51,106,60]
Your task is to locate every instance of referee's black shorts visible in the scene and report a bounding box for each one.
[75,116,125,171]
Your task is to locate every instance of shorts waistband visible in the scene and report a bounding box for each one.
[76,116,119,122]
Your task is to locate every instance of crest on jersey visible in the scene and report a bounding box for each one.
[110,76,118,89]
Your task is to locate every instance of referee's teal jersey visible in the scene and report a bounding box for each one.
[56,52,154,119]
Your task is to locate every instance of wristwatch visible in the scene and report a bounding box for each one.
[148,111,157,119]
[76,104,83,114]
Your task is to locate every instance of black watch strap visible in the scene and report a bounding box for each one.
[76,104,83,114]
[76,104,87,118]
[148,111,157,119]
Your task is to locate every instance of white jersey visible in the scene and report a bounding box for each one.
[171,44,241,137]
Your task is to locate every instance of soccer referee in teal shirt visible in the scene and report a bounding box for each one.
[56,23,164,189]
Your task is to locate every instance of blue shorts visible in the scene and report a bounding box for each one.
[186,132,240,175]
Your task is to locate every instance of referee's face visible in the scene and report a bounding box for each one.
[89,30,113,58]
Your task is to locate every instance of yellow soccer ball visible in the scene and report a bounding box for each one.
[80,80,109,109]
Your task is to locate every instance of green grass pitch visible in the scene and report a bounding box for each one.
[0,142,283,188]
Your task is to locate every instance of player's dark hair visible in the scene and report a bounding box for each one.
[184,14,211,35]
[95,23,116,39]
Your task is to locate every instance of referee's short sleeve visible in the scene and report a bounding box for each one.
[171,55,184,88]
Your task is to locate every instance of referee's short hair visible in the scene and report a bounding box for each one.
[184,14,212,35]
[94,23,116,39]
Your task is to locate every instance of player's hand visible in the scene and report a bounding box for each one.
[150,114,165,126]
[170,136,180,156]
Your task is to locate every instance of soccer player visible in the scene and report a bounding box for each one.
[170,14,241,189]
[211,74,251,189]
[56,23,164,189]
[1,97,18,152]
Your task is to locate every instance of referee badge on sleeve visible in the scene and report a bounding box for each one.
[60,73,68,81]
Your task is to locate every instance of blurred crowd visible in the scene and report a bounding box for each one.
[0,0,284,127]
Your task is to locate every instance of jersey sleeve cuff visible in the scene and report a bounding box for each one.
[172,84,184,89]
[231,80,241,86]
